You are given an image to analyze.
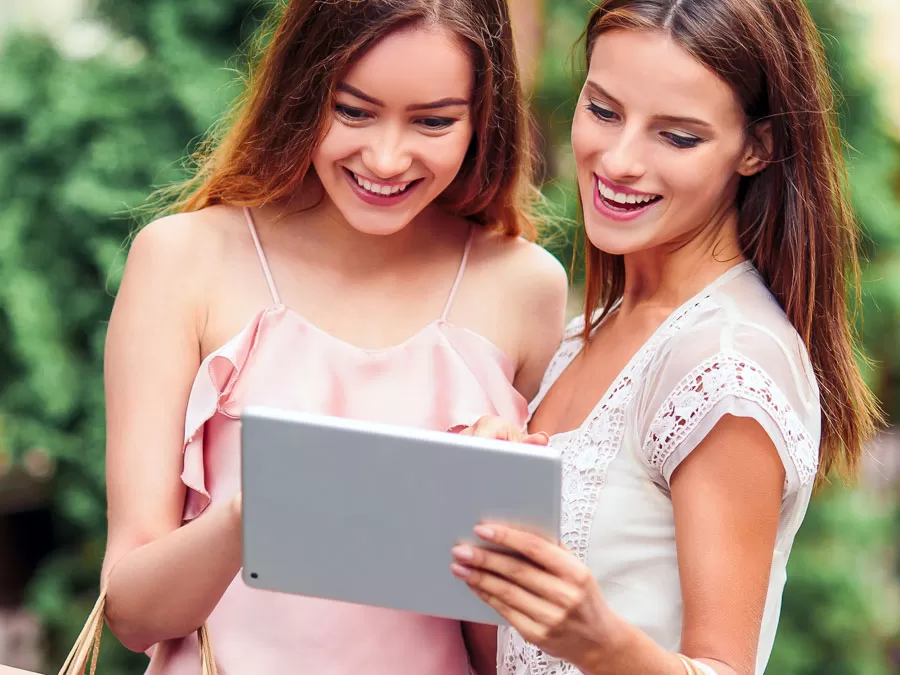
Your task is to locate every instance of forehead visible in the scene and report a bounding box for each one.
[342,24,474,102]
[588,29,744,127]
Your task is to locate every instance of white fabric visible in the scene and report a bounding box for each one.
[499,262,820,675]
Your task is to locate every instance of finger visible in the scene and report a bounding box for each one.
[451,564,565,628]
[524,431,550,446]
[468,416,514,441]
[480,418,511,441]
[451,545,580,608]
[474,524,586,583]
[469,587,549,645]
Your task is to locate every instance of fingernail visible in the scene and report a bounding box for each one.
[450,563,472,578]
[452,545,474,561]
[474,525,495,540]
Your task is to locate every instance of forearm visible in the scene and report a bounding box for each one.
[104,498,243,652]
[580,613,733,675]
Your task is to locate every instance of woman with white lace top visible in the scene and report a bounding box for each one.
[448,1,881,674]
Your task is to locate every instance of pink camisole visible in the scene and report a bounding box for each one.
[144,208,529,674]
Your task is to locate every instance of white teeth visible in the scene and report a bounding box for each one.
[353,172,411,197]
[596,178,658,206]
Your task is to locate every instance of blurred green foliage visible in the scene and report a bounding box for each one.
[0,0,896,673]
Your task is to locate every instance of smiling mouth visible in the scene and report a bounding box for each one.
[344,168,421,197]
[596,176,662,212]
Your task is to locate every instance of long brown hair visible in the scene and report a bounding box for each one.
[163,0,535,238]
[580,0,880,484]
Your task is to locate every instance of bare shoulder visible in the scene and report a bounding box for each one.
[471,229,569,307]
[469,230,569,394]
[128,205,242,269]
[114,206,250,336]
[123,206,249,295]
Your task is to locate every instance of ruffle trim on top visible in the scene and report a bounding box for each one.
[438,321,529,431]
[180,309,270,521]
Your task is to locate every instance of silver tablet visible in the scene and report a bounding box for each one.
[240,407,561,625]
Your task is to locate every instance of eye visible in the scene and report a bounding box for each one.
[417,116,456,131]
[661,132,703,149]
[586,102,619,122]
[335,104,371,122]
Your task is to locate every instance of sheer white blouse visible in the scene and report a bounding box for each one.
[499,262,821,675]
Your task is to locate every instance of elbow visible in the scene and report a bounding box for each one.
[105,597,205,654]
[104,607,155,654]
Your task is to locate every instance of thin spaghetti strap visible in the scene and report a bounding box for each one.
[440,226,474,322]
[243,207,282,305]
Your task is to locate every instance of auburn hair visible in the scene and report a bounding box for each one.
[164,0,535,238]
[580,0,880,485]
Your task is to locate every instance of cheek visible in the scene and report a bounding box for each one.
[312,124,356,168]
[570,111,599,166]
[660,146,737,204]
[424,125,474,180]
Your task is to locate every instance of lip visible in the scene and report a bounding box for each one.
[595,173,659,197]
[592,173,662,222]
[343,168,421,207]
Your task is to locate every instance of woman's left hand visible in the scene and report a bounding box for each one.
[451,523,617,670]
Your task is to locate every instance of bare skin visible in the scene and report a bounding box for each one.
[452,29,783,675]
[101,25,568,668]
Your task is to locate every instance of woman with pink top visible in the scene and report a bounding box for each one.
[98,1,567,673]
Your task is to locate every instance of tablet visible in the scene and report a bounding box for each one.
[240,407,561,625]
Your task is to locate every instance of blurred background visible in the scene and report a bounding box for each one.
[0,0,897,673]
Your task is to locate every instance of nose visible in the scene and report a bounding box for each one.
[600,127,646,183]
[361,124,412,180]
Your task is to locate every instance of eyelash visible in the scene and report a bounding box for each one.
[585,102,703,150]
[335,104,370,122]
[335,104,456,131]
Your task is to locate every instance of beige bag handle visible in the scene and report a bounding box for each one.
[57,588,217,675]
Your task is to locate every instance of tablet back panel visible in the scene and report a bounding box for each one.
[241,407,561,625]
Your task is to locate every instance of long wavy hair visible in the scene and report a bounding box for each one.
[580,0,880,484]
[161,0,535,238]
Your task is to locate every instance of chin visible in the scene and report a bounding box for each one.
[583,222,652,257]
[342,210,418,237]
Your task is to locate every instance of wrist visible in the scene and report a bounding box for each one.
[579,610,633,674]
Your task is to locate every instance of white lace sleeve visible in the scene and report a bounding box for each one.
[637,321,821,493]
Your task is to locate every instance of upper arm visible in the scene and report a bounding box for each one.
[670,416,784,675]
[102,214,212,581]
[510,244,569,401]
[636,319,820,673]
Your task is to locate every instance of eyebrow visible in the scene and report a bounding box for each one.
[337,83,469,111]
[585,80,714,130]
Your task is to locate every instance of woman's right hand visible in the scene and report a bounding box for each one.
[456,415,549,446]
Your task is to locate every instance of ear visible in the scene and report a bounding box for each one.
[737,120,773,177]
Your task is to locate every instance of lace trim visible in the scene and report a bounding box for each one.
[501,297,716,675]
[528,316,586,416]
[643,352,818,487]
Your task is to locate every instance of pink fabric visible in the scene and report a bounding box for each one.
[146,211,528,675]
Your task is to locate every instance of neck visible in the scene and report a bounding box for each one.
[619,206,745,315]
[268,181,458,276]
